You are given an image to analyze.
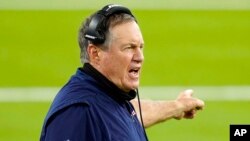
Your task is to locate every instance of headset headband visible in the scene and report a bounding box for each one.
[84,4,135,44]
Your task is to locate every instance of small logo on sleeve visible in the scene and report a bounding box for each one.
[131,110,136,116]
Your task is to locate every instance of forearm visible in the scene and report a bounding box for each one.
[131,99,182,128]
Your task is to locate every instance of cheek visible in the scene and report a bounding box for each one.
[100,51,132,76]
[104,52,128,66]
[100,54,120,72]
[105,57,129,77]
[107,58,128,72]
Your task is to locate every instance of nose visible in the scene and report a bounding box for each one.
[133,47,144,63]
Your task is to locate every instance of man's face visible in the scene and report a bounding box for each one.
[98,21,144,92]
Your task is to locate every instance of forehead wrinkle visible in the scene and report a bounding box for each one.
[110,30,144,44]
[108,22,144,47]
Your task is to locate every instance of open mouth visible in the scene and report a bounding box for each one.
[128,67,140,78]
[129,68,139,73]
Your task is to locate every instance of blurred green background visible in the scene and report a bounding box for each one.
[0,0,250,141]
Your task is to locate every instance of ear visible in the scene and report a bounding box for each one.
[87,44,101,64]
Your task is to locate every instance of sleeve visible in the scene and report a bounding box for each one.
[43,103,104,141]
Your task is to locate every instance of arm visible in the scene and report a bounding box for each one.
[131,89,205,128]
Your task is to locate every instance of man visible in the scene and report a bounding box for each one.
[40,4,204,141]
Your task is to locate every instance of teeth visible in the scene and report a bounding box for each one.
[130,69,138,73]
[129,66,140,73]
[128,67,140,79]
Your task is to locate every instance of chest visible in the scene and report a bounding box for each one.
[90,99,146,141]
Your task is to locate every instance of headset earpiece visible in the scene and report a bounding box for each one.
[84,14,106,44]
[84,4,135,44]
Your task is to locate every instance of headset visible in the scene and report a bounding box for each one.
[84,4,136,44]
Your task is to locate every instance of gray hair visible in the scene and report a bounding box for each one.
[78,13,136,64]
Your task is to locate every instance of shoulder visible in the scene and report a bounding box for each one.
[47,103,91,126]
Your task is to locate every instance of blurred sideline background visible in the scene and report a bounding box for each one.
[0,0,250,141]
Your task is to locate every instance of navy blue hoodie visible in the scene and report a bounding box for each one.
[40,63,147,141]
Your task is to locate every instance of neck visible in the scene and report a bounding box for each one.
[82,63,136,102]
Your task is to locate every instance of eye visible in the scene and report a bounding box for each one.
[126,46,133,49]
[124,44,135,50]
[123,43,143,51]
[140,44,144,50]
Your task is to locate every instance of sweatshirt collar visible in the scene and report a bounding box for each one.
[81,63,136,102]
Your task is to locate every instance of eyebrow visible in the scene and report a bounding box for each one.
[131,42,144,48]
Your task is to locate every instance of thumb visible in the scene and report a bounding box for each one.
[179,89,193,98]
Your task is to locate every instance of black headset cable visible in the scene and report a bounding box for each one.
[136,89,149,141]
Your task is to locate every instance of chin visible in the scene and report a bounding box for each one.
[123,79,139,91]
[129,83,139,90]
